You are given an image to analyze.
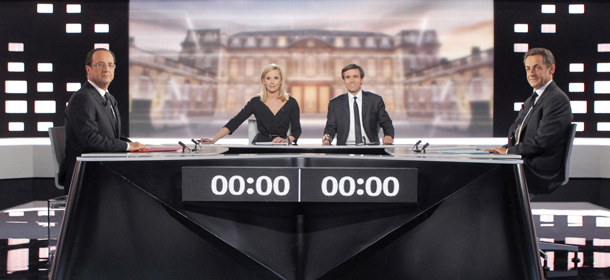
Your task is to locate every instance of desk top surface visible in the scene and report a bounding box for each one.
[78,144,522,164]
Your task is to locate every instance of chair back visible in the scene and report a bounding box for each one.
[560,123,577,186]
[48,126,66,190]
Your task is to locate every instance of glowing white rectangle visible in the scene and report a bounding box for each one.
[67,83,81,92]
[37,4,53,13]
[5,80,27,94]
[574,122,584,132]
[8,62,24,72]
[66,23,82,33]
[514,24,528,33]
[594,101,610,113]
[541,24,556,33]
[570,101,587,114]
[37,122,54,132]
[593,238,610,245]
[598,122,610,131]
[38,63,53,72]
[597,217,610,227]
[594,81,610,93]
[8,122,25,132]
[598,63,610,72]
[35,100,56,113]
[567,215,583,227]
[94,43,110,50]
[95,24,109,33]
[66,4,81,13]
[541,4,555,14]
[8,43,24,52]
[5,101,27,113]
[514,102,524,111]
[569,4,585,14]
[598,44,610,52]
[37,82,53,92]
[514,43,528,53]
[569,83,584,92]
[570,63,584,72]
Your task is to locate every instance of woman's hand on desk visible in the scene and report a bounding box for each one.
[272,137,288,144]
[200,138,214,145]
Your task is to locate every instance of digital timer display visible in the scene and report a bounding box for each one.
[182,167,417,203]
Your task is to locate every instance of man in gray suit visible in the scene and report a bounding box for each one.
[486,48,572,194]
[60,48,149,193]
[323,64,394,145]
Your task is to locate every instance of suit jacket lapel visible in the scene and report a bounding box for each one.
[89,84,118,137]
[521,82,555,133]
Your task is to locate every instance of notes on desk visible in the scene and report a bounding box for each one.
[436,150,489,154]
[253,142,289,146]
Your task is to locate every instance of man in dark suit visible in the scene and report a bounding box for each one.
[486,48,572,194]
[60,48,149,193]
[323,64,394,145]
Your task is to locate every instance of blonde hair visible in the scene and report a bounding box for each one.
[260,63,288,102]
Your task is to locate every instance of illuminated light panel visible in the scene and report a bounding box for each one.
[94,43,110,50]
[567,215,583,227]
[37,122,53,132]
[5,101,27,113]
[95,24,109,33]
[66,23,82,33]
[34,100,56,113]
[541,24,556,33]
[593,238,610,245]
[569,4,585,14]
[598,122,610,131]
[540,215,554,222]
[594,101,610,113]
[566,237,586,245]
[514,24,528,33]
[38,63,53,72]
[66,4,81,13]
[514,102,524,111]
[594,81,610,93]
[570,101,587,114]
[67,83,81,92]
[569,83,584,92]
[37,3,53,13]
[570,63,584,72]
[597,217,610,227]
[8,62,24,72]
[5,80,27,94]
[514,43,528,53]
[574,122,584,132]
[541,4,556,14]
[593,252,610,268]
[8,122,25,132]
[8,43,24,52]
[598,63,610,72]
[37,82,53,92]
[599,44,610,52]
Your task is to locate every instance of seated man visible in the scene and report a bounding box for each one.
[60,48,149,194]
[486,48,572,194]
[323,64,394,145]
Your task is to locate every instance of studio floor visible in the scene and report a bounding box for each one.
[1,199,609,280]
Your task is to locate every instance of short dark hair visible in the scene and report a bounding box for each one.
[86,48,116,66]
[523,48,555,67]
[341,63,365,79]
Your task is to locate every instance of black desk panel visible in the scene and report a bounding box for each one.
[50,149,542,280]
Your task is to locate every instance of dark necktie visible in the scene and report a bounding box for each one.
[353,96,363,145]
[514,91,538,143]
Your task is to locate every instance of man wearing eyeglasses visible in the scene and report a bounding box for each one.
[60,48,149,194]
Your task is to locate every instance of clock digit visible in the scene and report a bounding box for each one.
[339,176,355,196]
[211,175,228,195]
[321,176,338,196]
[365,176,382,197]
[274,176,290,196]
[229,175,245,195]
[256,176,273,196]
[383,176,400,196]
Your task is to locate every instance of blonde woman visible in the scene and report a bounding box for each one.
[201,64,302,144]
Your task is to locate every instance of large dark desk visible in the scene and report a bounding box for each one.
[50,145,543,280]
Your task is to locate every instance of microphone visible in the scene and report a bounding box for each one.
[421,142,429,153]
[412,140,422,151]
[412,141,428,153]
[191,139,201,151]
[178,141,191,153]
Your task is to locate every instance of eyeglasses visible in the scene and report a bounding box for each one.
[91,62,116,69]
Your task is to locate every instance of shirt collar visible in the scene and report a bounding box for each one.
[534,80,553,96]
[88,80,108,97]
[348,90,362,101]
